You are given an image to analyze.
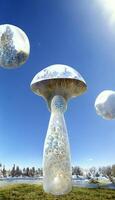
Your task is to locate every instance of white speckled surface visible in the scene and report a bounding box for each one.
[95,90,115,120]
[43,96,72,195]
[0,24,30,68]
[31,64,86,84]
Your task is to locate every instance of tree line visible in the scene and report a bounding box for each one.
[72,165,115,184]
[0,164,43,178]
[0,163,115,179]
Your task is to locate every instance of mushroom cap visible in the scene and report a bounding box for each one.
[30,64,87,106]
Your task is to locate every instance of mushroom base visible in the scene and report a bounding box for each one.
[43,95,72,195]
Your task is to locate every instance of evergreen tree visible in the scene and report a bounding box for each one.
[11,164,16,177]
[2,165,6,177]
[15,166,22,177]
[22,168,26,177]
[25,167,30,177]
[31,167,35,176]
[73,166,83,176]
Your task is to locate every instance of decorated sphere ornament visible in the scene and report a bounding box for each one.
[95,90,115,120]
[30,64,87,195]
[0,24,30,69]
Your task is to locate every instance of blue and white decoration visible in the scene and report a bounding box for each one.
[31,64,86,84]
[0,24,30,68]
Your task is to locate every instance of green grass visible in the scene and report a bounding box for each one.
[0,184,115,200]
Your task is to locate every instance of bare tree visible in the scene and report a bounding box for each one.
[89,167,96,177]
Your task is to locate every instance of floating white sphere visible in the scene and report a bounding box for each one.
[0,24,30,68]
[95,90,115,120]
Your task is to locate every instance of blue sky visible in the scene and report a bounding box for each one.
[0,0,115,169]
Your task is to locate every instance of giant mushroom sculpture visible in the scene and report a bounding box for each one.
[30,64,87,195]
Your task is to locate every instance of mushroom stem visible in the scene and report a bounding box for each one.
[43,95,72,195]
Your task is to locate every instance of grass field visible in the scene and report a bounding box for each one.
[0,184,115,200]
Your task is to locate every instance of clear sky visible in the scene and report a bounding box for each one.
[0,0,115,169]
